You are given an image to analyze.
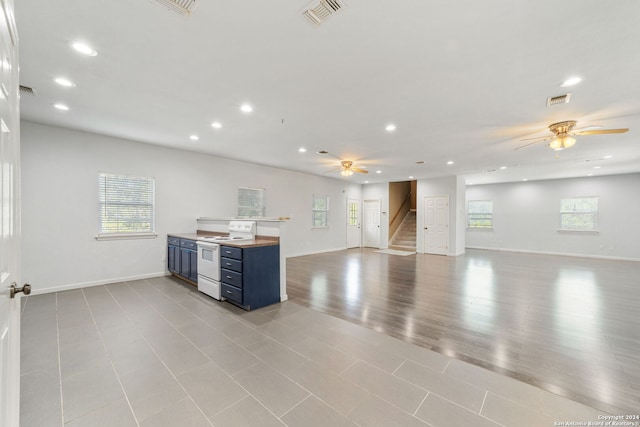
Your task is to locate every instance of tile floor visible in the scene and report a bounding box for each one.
[21,276,618,427]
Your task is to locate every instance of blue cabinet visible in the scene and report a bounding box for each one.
[168,236,198,284]
[220,244,280,311]
[167,236,180,274]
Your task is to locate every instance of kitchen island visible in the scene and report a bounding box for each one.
[167,232,281,311]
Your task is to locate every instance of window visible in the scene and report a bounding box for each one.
[312,194,329,228]
[468,200,493,228]
[98,173,155,238]
[237,187,265,217]
[560,197,598,231]
[348,201,358,226]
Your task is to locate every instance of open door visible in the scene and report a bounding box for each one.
[0,1,21,425]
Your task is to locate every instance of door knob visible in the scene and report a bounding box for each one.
[10,283,31,299]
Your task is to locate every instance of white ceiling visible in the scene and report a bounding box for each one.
[16,0,640,185]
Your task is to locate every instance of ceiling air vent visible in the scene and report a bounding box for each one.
[547,93,571,107]
[303,0,345,25]
[152,0,197,16]
[19,85,36,96]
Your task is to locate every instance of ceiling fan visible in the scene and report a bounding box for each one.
[516,120,629,152]
[335,160,368,176]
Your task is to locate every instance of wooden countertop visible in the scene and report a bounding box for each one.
[167,233,279,248]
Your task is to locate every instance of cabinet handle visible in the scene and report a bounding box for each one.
[226,276,232,279]
[226,263,232,266]
[226,290,233,294]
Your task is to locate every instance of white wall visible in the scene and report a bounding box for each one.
[416,176,465,255]
[465,173,640,260]
[21,121,361,292]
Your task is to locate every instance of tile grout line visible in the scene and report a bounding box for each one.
[441,358,451,374]
[81,286,141,427]
[479,390,488,415]
[391,359,407,375]
[123,279,286,425]
[413,391,430,416]
[147,278,322,423]
[106,282,215,427]
[145,278,367,424]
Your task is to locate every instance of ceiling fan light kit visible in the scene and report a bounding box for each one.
[517,120,629,153]
[549,135,576,151]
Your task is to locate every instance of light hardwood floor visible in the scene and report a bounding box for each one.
[286,248,640,414]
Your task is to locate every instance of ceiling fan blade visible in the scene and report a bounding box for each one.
[515,140,544,150]
[572,128,629,135]
[520,135,552,142]
[352,167,368,174]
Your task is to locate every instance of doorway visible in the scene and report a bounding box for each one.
[423,196,449,255]
[346,198,361,248]
[363,199,381,248]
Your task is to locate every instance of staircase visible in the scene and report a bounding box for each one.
[390,210,416,250]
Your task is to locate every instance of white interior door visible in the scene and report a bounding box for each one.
[0,1,21,425]
[346,198,361,248]
[363,199,381,248]
[424,196,448,255]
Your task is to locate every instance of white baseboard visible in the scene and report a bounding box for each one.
[465,246,640,262]
[29,272,169,295]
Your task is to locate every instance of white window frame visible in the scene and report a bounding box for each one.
[312,194,329,229]
[467,200,493,229]
[237,187,265,218]
[559,196,598,232]
[97,172,156,240]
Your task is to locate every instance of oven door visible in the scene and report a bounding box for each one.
[197,241,220,281]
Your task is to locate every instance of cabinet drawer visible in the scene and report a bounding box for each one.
[168,236,180,246]
[221,284,243,304]
[221,257,242,273]
[220,246,242,260]
[221,268,242,288]
[180,239,198,250]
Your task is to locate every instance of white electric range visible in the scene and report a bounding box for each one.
[196,221,256,299]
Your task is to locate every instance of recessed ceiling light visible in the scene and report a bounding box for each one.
[522,178,528,182]
[54,77,75,87]
[53,103,69,111]
[561,76,582,87]
[603,155,613,159]
[189,135,199,141]
[587,173,593,177]
[416,161,425,165]
[240,104,253,113]
[468,182,474,185]
[447,161,454,165]
[376,170,382,174]
[385,124,396,132]
[316,150,329,155]
[71,41,97,56]
[499,166,507,170]
[298,148,307,153]
[593,166,601,169]
[409,176,414,179]
[211,122,222,129]
[364,181,369,184]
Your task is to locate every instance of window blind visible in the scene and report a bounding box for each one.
[560,197,598,231]
[98,173,155,235]
[312,194,329,228]
[237,187,265,218]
